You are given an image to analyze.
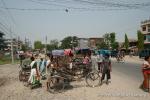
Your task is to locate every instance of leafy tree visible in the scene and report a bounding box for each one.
[137,30,144,50]
[0,31,6,50]
[60,36,78,49]
[97,42,109,49]
[124,34,129,51]
[47,39,59,51]
[103,33,110,47]
[110,32,117,49]
[34,41,43,49]
[21,44,27,51]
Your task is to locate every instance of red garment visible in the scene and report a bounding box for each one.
[142,69,150,89]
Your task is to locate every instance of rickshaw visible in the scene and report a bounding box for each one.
[47,50,71,93]
[19,58,31,82]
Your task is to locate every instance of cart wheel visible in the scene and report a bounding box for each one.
[19,70,23,81]
[47,77,64,93]
[85,71,101,87]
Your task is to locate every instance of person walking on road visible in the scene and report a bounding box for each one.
[141,56,150,92]
[101,54,112,85]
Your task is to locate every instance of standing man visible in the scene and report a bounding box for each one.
[101,54,112,85]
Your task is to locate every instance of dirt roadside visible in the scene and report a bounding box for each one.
[0,63,149,100]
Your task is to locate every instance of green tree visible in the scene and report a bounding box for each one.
[103,33,110,47]
[124,34,129,51]
[47,39,59,51]
[137,30,144,50]
[34,41,43,49]
[0,31,6,50]
[60,36,78,49]
[110,32,117,49]
[21,44,27,51]
[97,42,109,49]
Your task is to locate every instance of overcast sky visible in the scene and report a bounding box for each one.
[0,0,150,44]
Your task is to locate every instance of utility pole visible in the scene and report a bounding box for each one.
[10,29,14,64]
[45,35,47,55]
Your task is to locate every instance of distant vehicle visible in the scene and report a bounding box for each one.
[97,49,111,56]
[110,50,118,57]
[139,49,150,58]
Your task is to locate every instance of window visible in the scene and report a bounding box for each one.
[144,35,146,40]
[142,26,146,31]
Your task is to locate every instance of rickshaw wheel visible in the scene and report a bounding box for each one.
[47,77,64,93]
[19,70,23,81]
[85,71,101,87]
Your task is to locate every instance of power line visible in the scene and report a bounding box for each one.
[1,0,17,26]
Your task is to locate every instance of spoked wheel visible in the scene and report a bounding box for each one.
[85,71,101,87]
[19,70,23,81]
[74,68,84,80]
[47,76,65,93]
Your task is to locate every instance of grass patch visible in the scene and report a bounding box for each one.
[0,56,19,65]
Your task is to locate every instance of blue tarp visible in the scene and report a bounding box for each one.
[52,50,64,56]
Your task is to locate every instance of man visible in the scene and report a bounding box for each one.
[97,54,104,73]
[39,57,46,79]
[101,54,112,85]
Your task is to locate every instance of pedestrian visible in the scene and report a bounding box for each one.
[140,56,150,92]
[101,54,112,85]
[39,57,46,79]
[46,54,52,91]
[28,56,40,84]
[97,54,104,73]
[91,52,98,71]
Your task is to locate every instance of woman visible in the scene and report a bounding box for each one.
[141,56,150,92]
[28,56,40,84]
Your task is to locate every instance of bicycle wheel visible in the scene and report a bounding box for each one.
[47,76,64,93]
[85,71,101,87]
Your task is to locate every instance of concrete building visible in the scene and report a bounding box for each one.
[78,38,89,49]
[89,37,104,49]
[5,38,23,51]
[78,37,104,49]
[141,18,150,49]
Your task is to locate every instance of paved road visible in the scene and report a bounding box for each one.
[112,60,143,82]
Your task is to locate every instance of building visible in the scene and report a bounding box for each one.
[78,37,104,49]
[89,37,104,49]
[78,38,89,49]
[141,18,150,49]
[5,38,23,51]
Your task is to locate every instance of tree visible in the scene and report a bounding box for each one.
[110,32,117,49]
[21,44,27,51]
[124,34,129,51]
[103,33,110,47]
[60,36,78,49]
[34,41,43,49]
[0,31,6,50]
[47,39,59,51]
[137,30,144,50]
[97,42,109,49]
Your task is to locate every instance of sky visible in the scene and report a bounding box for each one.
[0,0,150,45]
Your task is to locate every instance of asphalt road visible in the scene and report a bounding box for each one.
[112,59,143,84]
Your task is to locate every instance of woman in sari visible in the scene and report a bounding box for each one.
[141,56,150,92]
[28,56,40,84]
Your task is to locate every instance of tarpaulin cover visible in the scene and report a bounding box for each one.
[52,50,64,56]
[64,49,72,56]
